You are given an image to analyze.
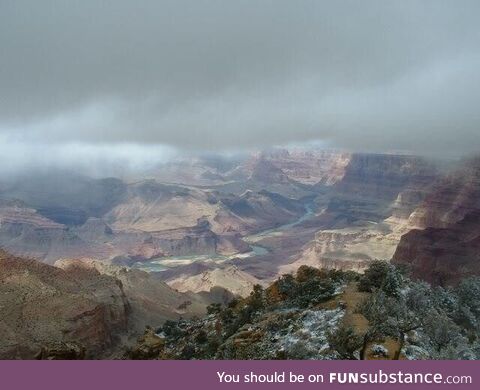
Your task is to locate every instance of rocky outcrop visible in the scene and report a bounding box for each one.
[281,226,396,274]
[0,250,129,359]
[34,342,87,360]
[126,266,347,360]
[407,157,480,229]
[0,251,212,359]
[227,149,351,186]
[218,189,305,234]
[392,157,480,285]
[162,263,264,298]
[56,259,210,333]
[335,153,436,200]
[74,217,113,241]
[0,200,96,264]
[392,211,480,286]
[105,181,222,232]
[328,153,437,222]
[248,158,291,184]
[159,261,263,297]
[126,327,165,359]
[222,153,316,198]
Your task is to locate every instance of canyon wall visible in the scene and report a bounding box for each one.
[392,157,480,285]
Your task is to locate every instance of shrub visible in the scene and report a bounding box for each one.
[327,323,362,359]
[195,330,208,344]
[161,320,184,340]
[359,260,403,297]
[358,260,390,292]
[206,303,222,315]
[294,277,336,308]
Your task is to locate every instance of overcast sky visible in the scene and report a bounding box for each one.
[0,0,479,170]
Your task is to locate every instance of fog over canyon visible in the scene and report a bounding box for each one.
[1,1,479,360]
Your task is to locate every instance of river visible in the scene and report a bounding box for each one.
[132,200,316,273]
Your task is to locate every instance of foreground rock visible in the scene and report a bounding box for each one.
[126,266,348,360]
[0,251,212,359]
[55,259,211,333]
[0,251,129,359]
[127,263,480,361]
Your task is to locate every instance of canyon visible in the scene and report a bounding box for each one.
[1,148,479,358]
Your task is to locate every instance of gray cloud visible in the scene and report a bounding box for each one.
[0,0,479,156]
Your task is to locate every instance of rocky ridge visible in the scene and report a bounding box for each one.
[0,251,212,359]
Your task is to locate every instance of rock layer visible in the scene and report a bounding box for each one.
[392,157,480,285]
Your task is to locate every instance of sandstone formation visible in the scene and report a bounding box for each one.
[406,157,480,229]
[392,157,480,285]
[393,211,480,286]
